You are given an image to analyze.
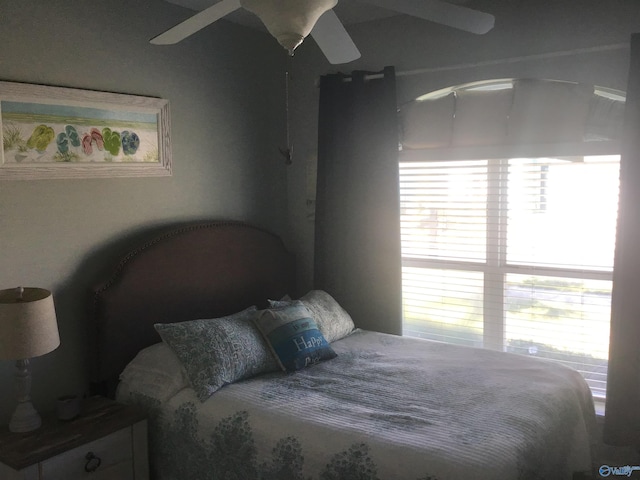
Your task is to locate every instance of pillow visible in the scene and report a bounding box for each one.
[154,306,279,402]
[117,342,189,402]
[269,290,355,343]
[254,301,337,372]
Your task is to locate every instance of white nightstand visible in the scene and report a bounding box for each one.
[0,396,148,480]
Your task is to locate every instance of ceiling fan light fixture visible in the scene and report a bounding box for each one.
[274,33,305,54]
[240,0,337,54]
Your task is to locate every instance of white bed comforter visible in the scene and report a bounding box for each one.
[118,330,597,480]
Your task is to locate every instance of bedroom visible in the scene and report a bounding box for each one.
[0,0,639,477]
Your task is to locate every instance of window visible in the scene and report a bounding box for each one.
[400,155,620,399]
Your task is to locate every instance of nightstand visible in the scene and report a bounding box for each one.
[0,396,148,480]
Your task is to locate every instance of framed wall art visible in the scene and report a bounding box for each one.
[0,81,171,180]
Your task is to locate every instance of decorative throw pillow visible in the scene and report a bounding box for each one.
[154,306,279,402]
[300,290,355,343]
[254,301,337,372]
[268,290,355,343]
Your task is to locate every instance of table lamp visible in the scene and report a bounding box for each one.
[0,287,60,433]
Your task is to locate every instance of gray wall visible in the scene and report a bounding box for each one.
[0,0,287,424]
[287,0,640,293]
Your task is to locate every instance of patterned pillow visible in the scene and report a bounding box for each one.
[268,290,355,343]
[254,301,337,372]
[154,306,279,402]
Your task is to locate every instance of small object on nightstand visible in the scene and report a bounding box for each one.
[56,394,81,421]
[0,396,149,480]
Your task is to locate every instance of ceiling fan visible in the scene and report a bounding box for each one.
[151,0,495,65]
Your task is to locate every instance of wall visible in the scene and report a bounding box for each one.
[287,0,640,295]
[0,0,287,424]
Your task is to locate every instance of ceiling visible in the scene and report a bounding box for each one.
[165,0,473,31]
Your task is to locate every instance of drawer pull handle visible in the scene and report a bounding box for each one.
[84,452,102,473]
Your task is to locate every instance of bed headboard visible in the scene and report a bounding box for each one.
[91,221,295,396]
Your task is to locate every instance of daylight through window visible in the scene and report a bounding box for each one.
[399,155,620,399]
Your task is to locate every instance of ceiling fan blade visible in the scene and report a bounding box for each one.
[310,9,361,65]
[150,0,242,45]
[359,0,494,34]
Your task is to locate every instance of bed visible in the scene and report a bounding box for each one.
[91,220,597,480]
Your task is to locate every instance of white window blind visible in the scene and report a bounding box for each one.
[400,155,620,399]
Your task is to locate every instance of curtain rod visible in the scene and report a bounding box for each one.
[331,43,629,82]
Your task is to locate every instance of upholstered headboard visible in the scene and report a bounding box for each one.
[91,221,295,396]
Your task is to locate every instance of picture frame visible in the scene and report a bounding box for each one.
[0,81,171,180]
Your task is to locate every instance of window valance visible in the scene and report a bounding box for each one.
[399,78,625,150]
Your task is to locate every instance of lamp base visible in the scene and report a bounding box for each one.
[9,400,42,433]
[9,359,42,433]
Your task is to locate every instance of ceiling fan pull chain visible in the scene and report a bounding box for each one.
[281,56,294,165]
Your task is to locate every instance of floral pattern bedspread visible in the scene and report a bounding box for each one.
[118,330,597,480]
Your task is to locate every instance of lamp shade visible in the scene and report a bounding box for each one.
[0,287,60,360]
[240,0,337,54]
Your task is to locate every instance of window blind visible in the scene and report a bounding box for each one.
[400,156,620,399]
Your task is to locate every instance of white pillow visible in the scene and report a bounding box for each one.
[117,342,189,403]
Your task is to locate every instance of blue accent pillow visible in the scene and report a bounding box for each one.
[154,306,279,402]
[254,301,337,372]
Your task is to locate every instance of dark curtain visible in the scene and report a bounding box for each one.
[314,66,402,335]
[604,33,640,446]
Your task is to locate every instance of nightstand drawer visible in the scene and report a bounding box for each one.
[40,426,133,480]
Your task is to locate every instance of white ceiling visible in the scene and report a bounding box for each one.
[165,0,472,31]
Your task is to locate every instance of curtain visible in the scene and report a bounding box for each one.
[604,33,640,446]
[314,66,402,335]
